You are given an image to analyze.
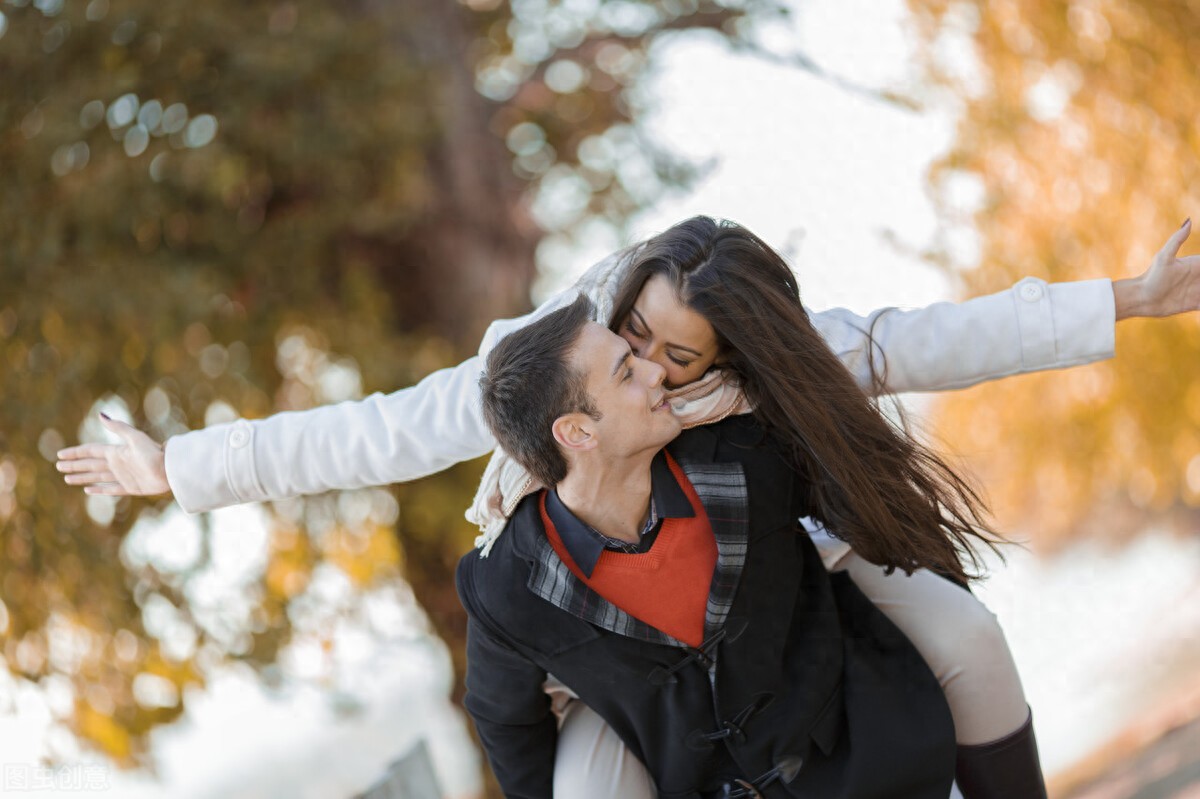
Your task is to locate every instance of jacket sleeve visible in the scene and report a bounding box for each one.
[463,616,558,798]
[810,277,1116,395]
[457,554,558,798]
[164,354,497,513]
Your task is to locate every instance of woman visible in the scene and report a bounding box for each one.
[59,216,1198,797]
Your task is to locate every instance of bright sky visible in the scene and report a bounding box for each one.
[6,1,1199,796]
[535,0,958,316]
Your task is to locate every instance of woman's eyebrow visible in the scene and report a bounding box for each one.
[631,307,704,357]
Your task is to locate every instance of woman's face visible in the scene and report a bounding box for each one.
[617,273,722,389]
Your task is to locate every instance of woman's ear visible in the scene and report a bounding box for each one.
[552,413,597,453]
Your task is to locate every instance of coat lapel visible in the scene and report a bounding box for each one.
[527,535,683,646]
[676,459,749,640]
[524,454,751,648]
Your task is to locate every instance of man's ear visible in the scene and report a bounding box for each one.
[552,413,597,453]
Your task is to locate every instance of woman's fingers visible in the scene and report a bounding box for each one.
[55,451,124,490]
[56,457,110,474]
[64,471,118,486]
[1160,218,1192,261]
[98,414,135,436]
[83,483,129,496]
[56,443,117,461]
[54,415,170,498]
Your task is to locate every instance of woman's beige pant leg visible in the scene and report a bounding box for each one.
[547,676,656,798]
[829,550,1030,744]
[542,548,1029,795]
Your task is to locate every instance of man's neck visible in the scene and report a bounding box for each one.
[555,451,658,544]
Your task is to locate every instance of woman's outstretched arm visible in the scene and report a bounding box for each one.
[58,355,497,513]
[56,222,1198,510]
[163,354,498,512]
[814,276,1116,395]
[818,221,1197,394]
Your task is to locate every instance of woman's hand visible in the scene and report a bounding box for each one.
[56,413,171,497]
[1114,219,1200,320]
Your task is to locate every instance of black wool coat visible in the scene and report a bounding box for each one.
[456,415,957,798]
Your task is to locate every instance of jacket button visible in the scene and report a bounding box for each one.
[723,779,764,799]
[1018,281,1044,302]
[722,720,747,744]
[229,426,250,449]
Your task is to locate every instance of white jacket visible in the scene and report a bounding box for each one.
[163,259,1116,513]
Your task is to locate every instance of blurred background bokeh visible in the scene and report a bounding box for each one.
[1,0,1197,796]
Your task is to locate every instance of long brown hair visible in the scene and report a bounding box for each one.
[609,216,998,582]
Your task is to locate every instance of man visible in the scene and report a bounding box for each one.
[457,294,957,799]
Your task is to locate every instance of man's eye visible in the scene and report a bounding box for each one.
[623,367,634,382]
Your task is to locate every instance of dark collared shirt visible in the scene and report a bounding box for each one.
[544,451,696,578]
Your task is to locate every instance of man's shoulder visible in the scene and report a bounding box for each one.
[668,414,783,465]
[669,414,804,521]
[456,495,601,655]
[456,497,542,617]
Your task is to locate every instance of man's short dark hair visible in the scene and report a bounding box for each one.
[479,294,601,487]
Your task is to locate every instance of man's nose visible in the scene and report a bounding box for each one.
[640,356,667,388]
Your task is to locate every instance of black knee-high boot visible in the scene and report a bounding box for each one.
[955,709,1048,799]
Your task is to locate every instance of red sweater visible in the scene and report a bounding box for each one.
[540,455,717,647]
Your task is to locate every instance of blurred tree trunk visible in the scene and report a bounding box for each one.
[350,0,540,349]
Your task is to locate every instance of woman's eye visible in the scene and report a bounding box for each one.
[668,354,692,368]
[624,322,645,339]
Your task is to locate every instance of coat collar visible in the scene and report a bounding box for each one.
[521,448,749,648]
[543,451,694,578]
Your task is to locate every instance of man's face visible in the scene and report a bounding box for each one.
[569,321,682,458]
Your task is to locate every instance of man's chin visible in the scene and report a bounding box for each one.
[661,416,683,441]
